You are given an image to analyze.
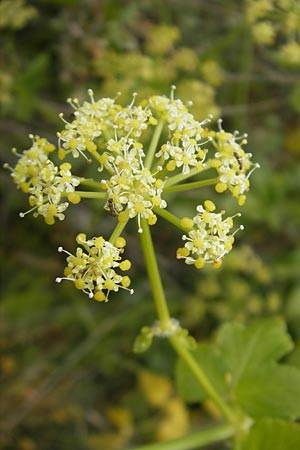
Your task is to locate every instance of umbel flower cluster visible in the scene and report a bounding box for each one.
[6,87,259,301]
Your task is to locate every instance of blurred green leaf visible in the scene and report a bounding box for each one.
[243,419,300,450]
[236,364,300,419]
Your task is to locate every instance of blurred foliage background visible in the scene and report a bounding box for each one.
[1,0,300,449]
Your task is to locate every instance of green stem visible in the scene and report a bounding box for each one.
[164,166,211,188]
[70,191,106,199]
[145,121,165,170]
[139,219,171,329]
[164,177,219,194]
[153,207,188,232]
[109,216,130,245]
[139,221,237,426]
[79,179,105,189]
[129,423,234,450]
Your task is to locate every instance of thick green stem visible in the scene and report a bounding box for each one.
[164,177,219,194]
[139,221,237,426]
[129,423,234,450]
[145,121,165,170]
[139,219,171,329]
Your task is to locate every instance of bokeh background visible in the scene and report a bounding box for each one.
[1,1,300,449]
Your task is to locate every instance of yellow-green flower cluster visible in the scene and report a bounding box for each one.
[208,120,259,206]
[6,89,258,300]
[176,200,243,270]
[150,93,210,175]
[6,90,256,229]
[56,234,132,301]
[5,135,80,224]
[102,137,166,233]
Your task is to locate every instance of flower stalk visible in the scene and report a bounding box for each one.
[129,422,234,450]
[139,219,171,329]
[145,120,165,169]
[139,220,237,425]
[164,177,219,194]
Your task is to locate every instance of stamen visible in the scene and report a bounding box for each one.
[137,214,143,233]
[231,212,242,219]
[19,205,38,218]
[59,113,70,125]
[67,97,80,109]
[128,92,138,109]
[87,89,95,103]
[56,276,74,283]
[200,114,213,125]
[247,163,260,179]
[170,85,176,100]
[232,224,244,237]
[57,246,73,257]
[113,125,118,141]
[120,286,134,295]
[200,137,212,146]
[11,148,23,158]
[3,163,12,171]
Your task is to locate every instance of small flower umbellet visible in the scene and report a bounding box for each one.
[56,234,133,301]
[5,87,259,301]
[176,200,244,270]
[5,135,81,224]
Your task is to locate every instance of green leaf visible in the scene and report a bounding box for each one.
[286,343,300,369]
[243,419,300,450]
[216,318,300,419]
[176,319,300,420]
[216,318,294,387]
[236,364,300,420]
[175,343,227,403]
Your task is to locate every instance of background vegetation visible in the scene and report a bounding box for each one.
[1,1,300,449]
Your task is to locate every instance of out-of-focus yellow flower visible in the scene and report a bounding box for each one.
[252,21,275,45]
[138,370,173,407]
[172,48,198,73]
[200,60,224,87]
[279,41,300,66]
[156,396,189,441]
[145,25,180,55]
[106,406,133,437]
[176,80,220,120]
